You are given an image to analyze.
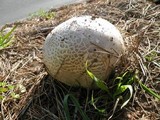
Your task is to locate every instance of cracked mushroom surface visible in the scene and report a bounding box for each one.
[43,16,125,88]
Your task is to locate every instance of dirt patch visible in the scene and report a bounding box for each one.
[0,0,159,120]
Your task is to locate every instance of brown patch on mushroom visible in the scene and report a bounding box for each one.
[110,37,114,41]
[91,16,97,20]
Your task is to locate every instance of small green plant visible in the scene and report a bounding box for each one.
[63,94,90,120]
[85,61,160,118]
[145,51,158,62]
[63,62,160,119]
[145,50,160,67]
[0,82,20,101]
[29,9,55,19]
[0,26,16,49]
[86,62,133,108]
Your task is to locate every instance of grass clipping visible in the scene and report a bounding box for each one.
[0,0,160,120]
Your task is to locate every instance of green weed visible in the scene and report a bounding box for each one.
[63,94,90,120]
[62,61,160,119]
[145,51,159,62]
[0,82,20,101]
[145,50,160,67]
[29,9,55,19]
[86,62,159,118]
[0,26,16,49]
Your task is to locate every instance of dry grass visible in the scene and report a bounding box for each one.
[0,0,159,120]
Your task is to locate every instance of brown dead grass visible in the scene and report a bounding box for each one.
[0,0,159,120]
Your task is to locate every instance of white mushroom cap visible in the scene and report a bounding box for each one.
[43,16,125,88]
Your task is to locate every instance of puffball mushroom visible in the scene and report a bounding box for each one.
[43,16,125,88]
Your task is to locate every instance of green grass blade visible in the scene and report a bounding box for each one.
[2,25,17,41]
[63,94,71,120]
[91,93,105,113]
[85,61,112,97]
[139,82,160,100]
[113,84,128,97]
[63,94,90,120]
[87,69,109,91]
[134,70,160,100]
[0,25,17,47]
[120,85,133,109]
[108,97,120,120]
[0,36,11,46]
